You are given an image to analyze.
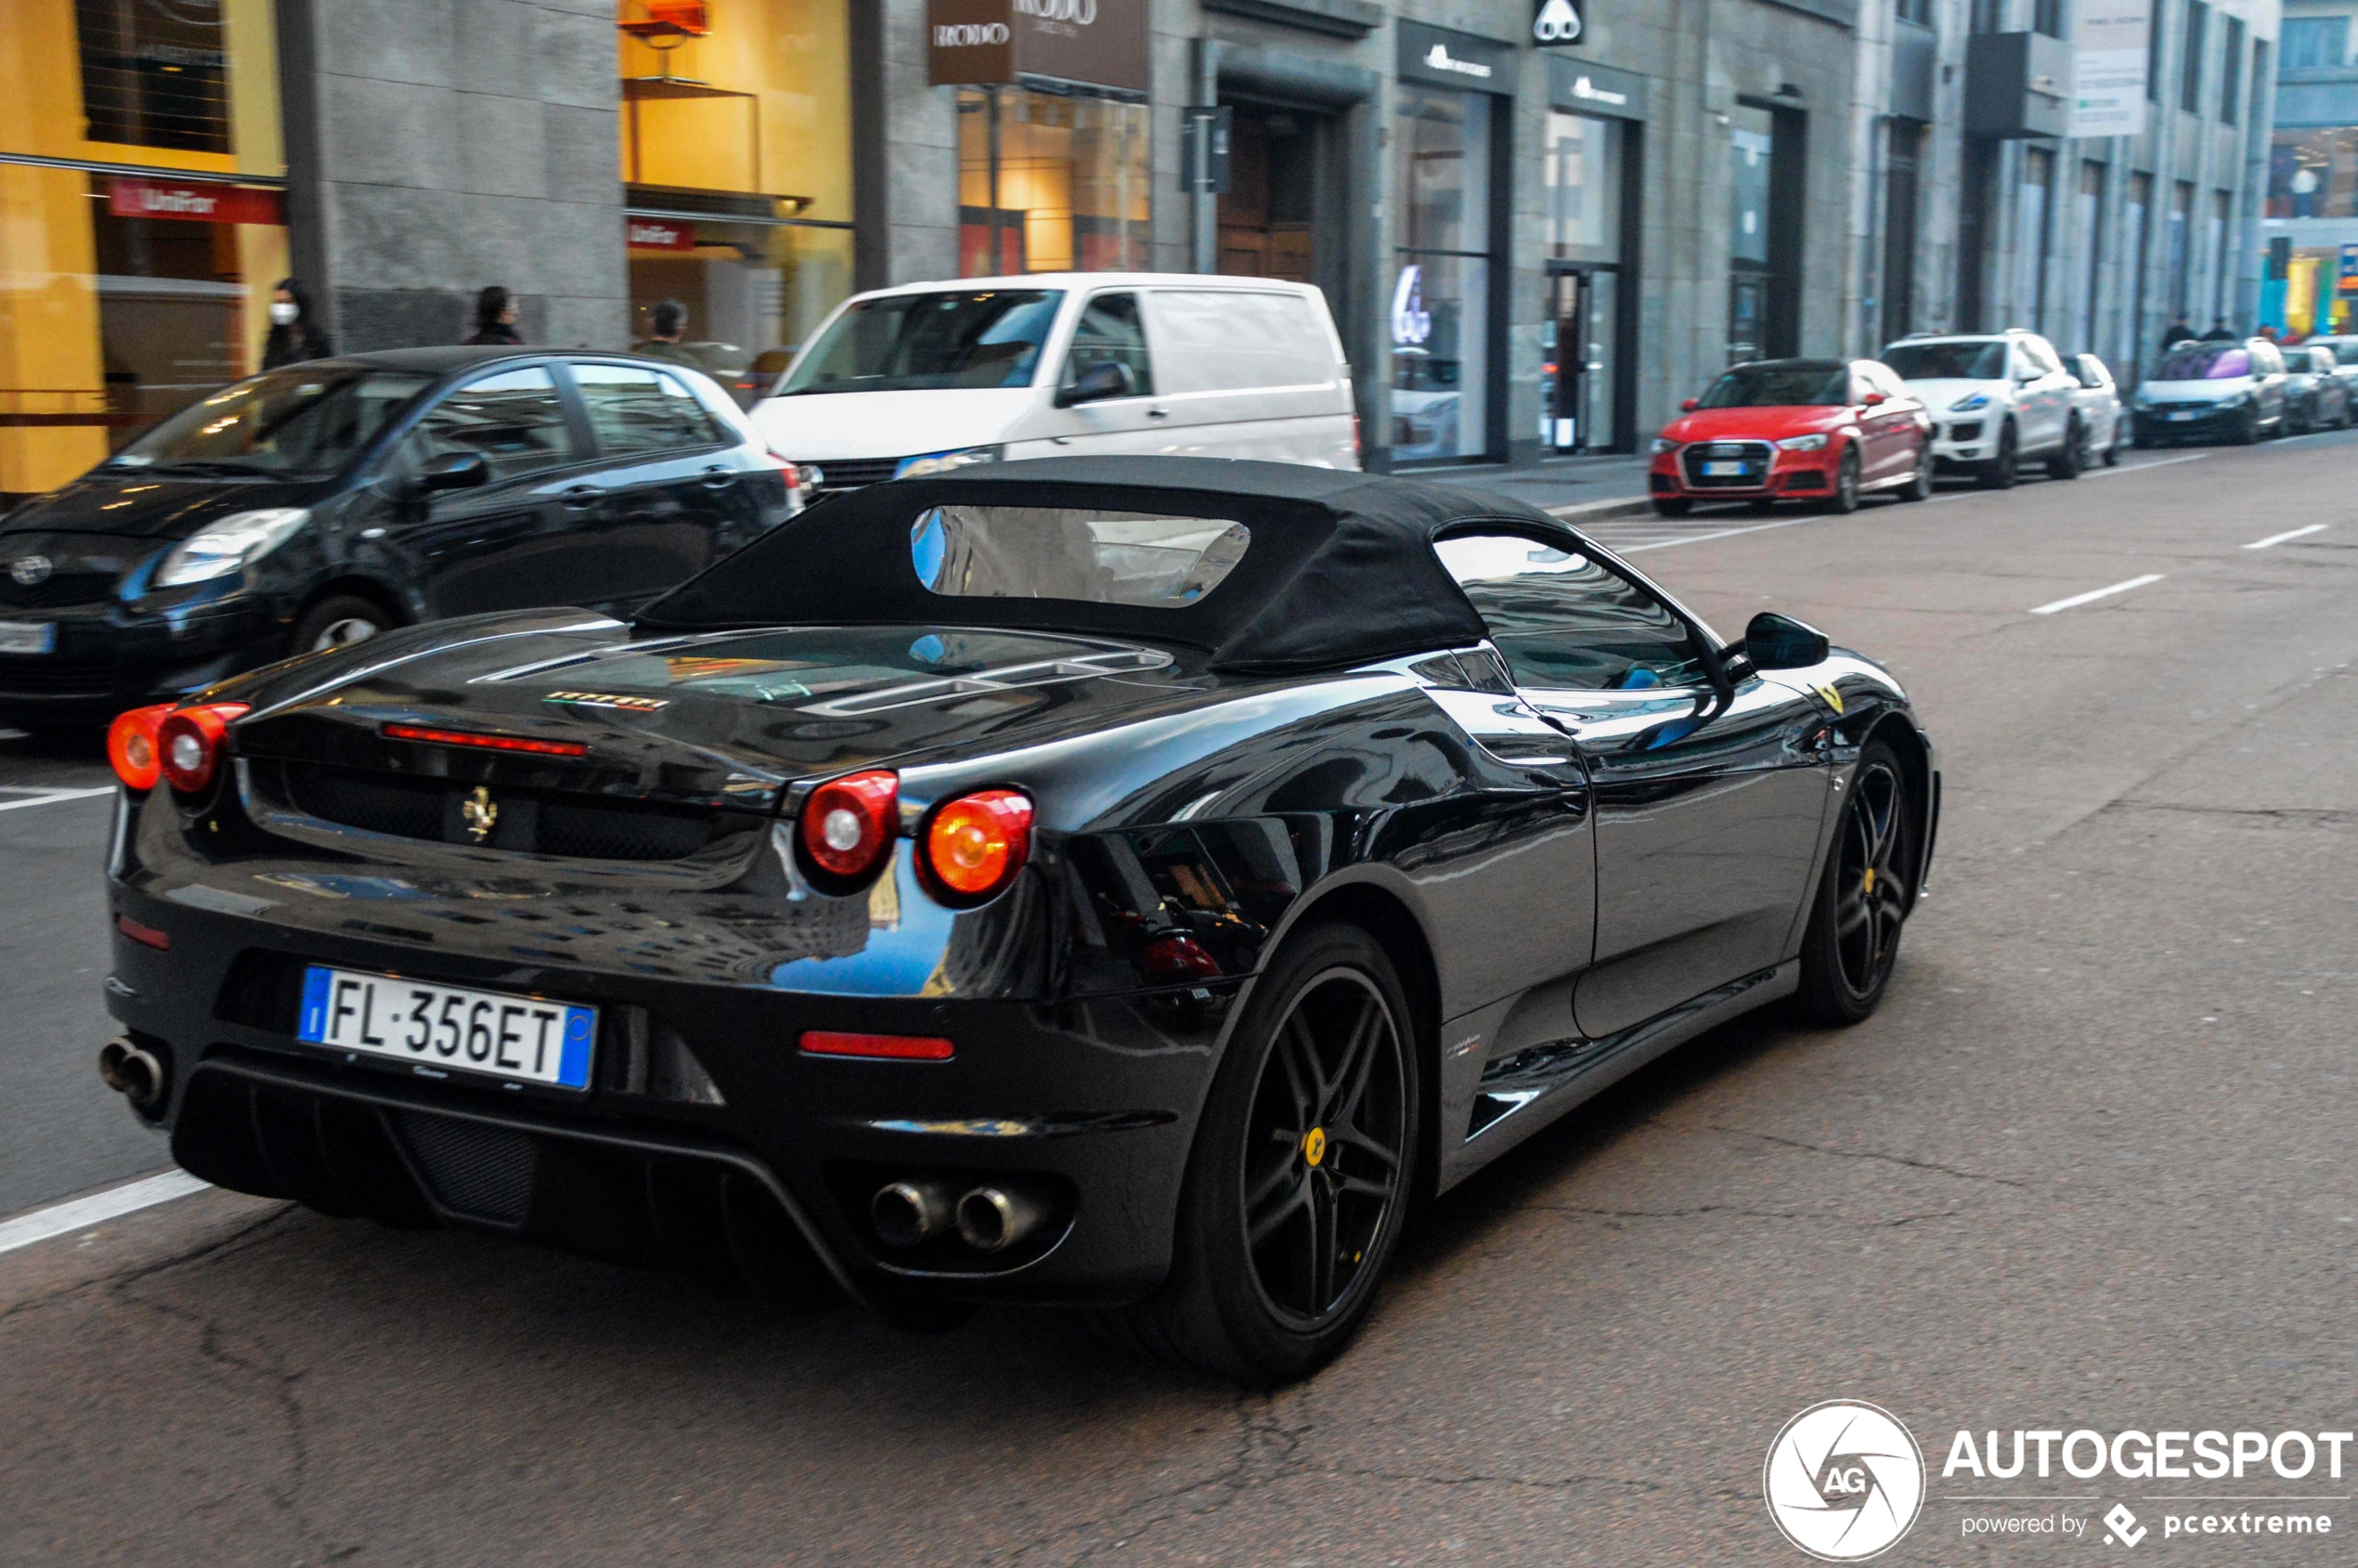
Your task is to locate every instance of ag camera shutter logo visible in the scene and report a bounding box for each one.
[1534,0,1583,44]
[1764,1401,1926,1561]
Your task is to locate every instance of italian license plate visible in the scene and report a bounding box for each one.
[1703,460,1747,477]
[296,965,595,1090]
[0,620,55,654]
[2168,410,2197,421]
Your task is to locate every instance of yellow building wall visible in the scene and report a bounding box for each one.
[618,0,851,218]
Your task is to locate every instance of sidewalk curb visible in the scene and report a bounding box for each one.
[1544,496,1657,524]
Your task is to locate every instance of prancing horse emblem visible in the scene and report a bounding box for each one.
[461,785,497,842]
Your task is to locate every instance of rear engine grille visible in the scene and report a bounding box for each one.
[270,760,745,861]
[0,574,117,610]
[797,456,900,493]
[1679,440,1773,489]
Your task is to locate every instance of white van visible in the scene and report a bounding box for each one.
[751,273,1357,494]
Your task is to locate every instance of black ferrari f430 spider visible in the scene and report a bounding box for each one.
[99,457,1937,1379]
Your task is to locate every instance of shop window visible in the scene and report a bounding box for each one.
[2270,127,2358,219]
[2282,18,2350,71]
[957,86,1149,278]
[2,0,286,502]
[1392,84,1497,462]
[1728,103,1801,364]
[617,0,855,404]
[2181,1,2208,116]
[2220,16,2244,122]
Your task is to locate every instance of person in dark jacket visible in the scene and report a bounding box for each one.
[2198,317,2237,342]
[632,299,704,369]
[463,285,523,345]
[260,278,333,369]
[2158,315,2195,357]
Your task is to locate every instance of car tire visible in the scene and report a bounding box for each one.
[2046,419,2085,480]
[2104,426,2123,466]
[1899,439,1935,501]
[1820,448,1861,514]
[1794,739,1918,1028]
[1098,923,1420,1382]
[1977,422,2018,488]
[291,594,396,654]
[2235,408,2261,445]
[1652,497,1692,518]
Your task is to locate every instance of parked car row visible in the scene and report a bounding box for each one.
[0,273,1359,732]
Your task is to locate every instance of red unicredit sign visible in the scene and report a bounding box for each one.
[108,177,283,226]
[626,217,697,251]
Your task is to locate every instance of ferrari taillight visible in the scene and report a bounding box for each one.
[798,769,899,883]
[923,789,1032,902]
[155,702,249,794]
[107,704,174,791]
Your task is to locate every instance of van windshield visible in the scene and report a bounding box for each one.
[775,291,1063,395]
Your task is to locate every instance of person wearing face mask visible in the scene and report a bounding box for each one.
[261,278,333,369]
[463,284,524,345]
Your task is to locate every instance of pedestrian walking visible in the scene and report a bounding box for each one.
[463,285,523,345]
[2158,315,2194,356]
[2198,317,2236,342]
[261,278,333,369]
[632,299,703,369]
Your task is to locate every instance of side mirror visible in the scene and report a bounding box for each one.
[1680,397,1701,412]
[413,451,490,493]
[1743,610,1831,670]
[1056,360,1137,408]
[1860,391,1887,407]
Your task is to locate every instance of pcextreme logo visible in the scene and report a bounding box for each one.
[1764,1401,1927,1562]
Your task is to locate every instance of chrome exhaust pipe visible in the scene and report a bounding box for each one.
[869,1180,957,1249]
[97,1038,164,1109]
[955,1185,1051,1254]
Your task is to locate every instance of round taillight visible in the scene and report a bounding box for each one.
[155,703,247,794]
[107,704,174,792]
[798,769,899,883]
[923,789,1033,902]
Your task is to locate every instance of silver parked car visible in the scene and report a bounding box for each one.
[2283,343,2354,433]
[2068,353,2126,467]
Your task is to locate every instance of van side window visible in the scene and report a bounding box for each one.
[1061,293,1154,398]
[1142,290,1340,394]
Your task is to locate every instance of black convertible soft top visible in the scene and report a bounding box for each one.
[640,456,1572,673]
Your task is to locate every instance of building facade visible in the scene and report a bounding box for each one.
[1847,0,2279,385]
[37,4,2272,499]
[2261,0,2358,333]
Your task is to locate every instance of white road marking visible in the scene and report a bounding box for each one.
[0,1170,211,1258]
[1616,514,1829,553]
[2244,523,2329,551]
[0,785,113,812]
[2079,451,2210,478]
[2029,574,2167,616]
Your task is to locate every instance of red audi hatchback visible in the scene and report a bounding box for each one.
[1649,357,1934,517]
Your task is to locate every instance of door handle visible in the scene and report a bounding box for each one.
[560,486,601,510]
[1147,407,1170,420]
[699,465,737,489]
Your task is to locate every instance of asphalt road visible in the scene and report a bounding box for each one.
[2,435,2353,1565]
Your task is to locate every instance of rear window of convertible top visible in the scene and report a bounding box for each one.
[909,506,1251,608]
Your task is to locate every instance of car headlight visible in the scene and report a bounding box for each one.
[2216,391,2252,409]
[152,509,310,588]
[894,446,1003,479]
[1948,392,1991,413]
[1775,433,1829,451]
[1650,437,1680,455]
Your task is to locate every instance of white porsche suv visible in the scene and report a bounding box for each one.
[1880,330,2084,487]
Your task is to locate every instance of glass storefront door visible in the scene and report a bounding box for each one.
[957,86,1149,278]
[2,0,286,503]
[1541,110,1626,455]
[1393,84,1496,463]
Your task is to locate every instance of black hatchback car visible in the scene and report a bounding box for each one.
[0,348,795,728]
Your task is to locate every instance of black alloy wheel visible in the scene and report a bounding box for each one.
[1100,924,1419,1381]
[292,594,395,654]
[1821,447,1861,514]
[1978,422,2019,488]
[1795,741,1916,1026]
[2047,418,2085,480]
[1899,437,1935,501]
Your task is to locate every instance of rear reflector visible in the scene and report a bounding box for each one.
[116,915,170,951]
[382,723,588,758]
[798,1030,954,1062]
